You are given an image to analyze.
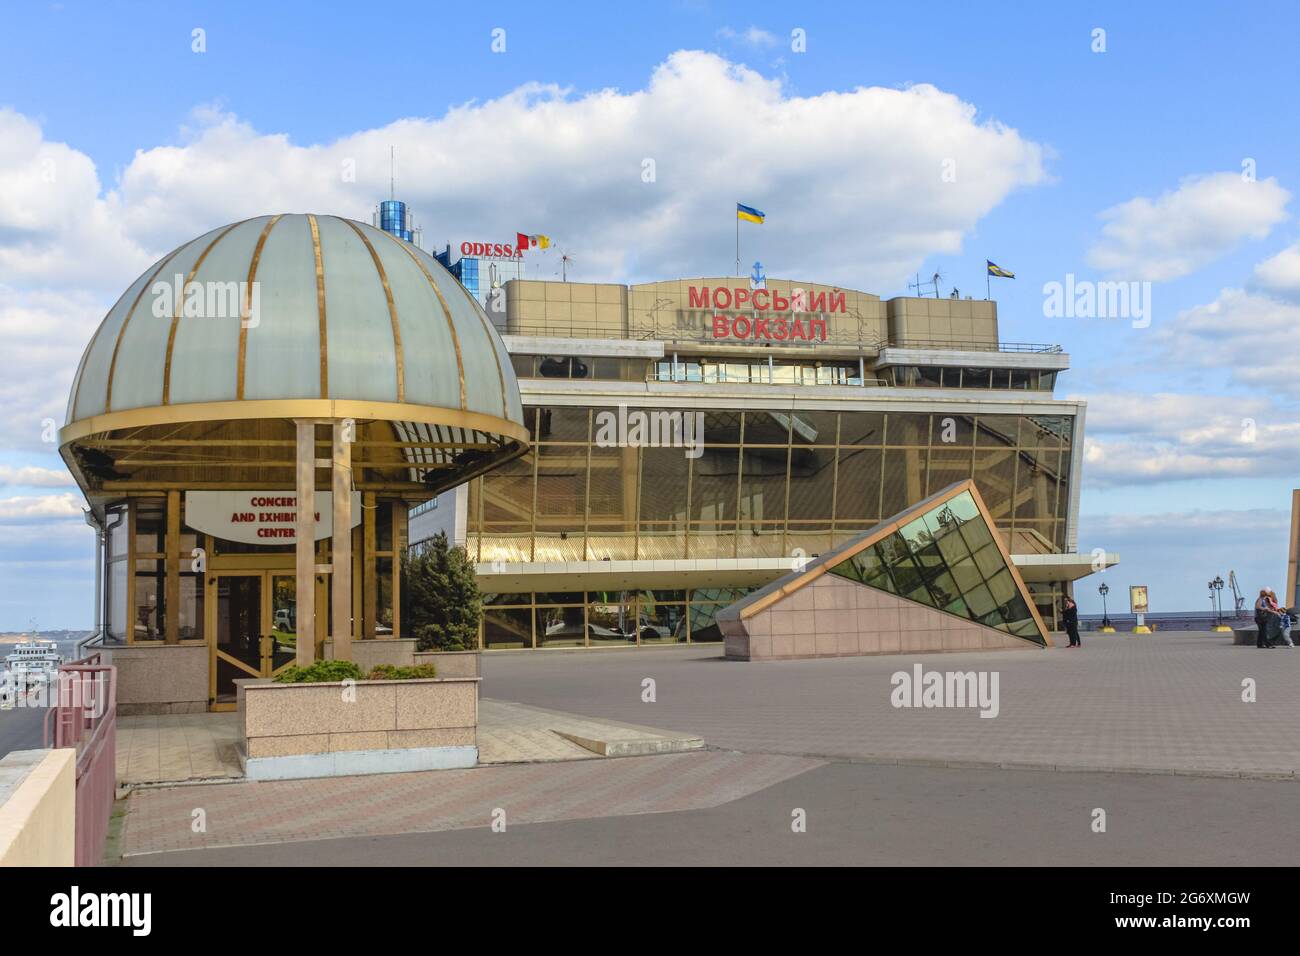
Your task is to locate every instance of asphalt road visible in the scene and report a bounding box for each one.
[0,703,49,758]
[121,761,1300,866]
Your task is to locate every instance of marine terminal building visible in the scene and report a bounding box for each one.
[412,271,1113,647]
[60,203,1111,713]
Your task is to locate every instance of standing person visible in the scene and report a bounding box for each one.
[1268,589,1293,647]
[1255,589,1275,648]
[1062,595,1081,648]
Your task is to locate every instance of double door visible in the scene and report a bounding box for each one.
[209,572,301,708]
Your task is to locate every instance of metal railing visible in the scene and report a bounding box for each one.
[883,338,1064,354]
[44,662,116,867]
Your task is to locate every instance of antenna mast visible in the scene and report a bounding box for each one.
[908,270,944,298]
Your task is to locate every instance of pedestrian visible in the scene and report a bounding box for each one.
[1255,589,1276,648]
[1062,595,1081,648]
[1268,589,1293,647]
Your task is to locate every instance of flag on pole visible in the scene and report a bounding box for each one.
[986,260,1015,279]
[516,232,551,252]
[736,203,766,224]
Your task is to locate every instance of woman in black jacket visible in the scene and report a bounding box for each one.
[1062,596,1081,648]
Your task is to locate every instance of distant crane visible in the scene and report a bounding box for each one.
[1228,570,1246,617]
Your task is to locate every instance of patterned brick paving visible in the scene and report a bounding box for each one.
[119,750,821,856]
[119,631,1300,858]
[480,632,1300,777]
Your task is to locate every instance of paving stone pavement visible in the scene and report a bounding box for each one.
[119,750,822,856]
[478,631,1300,777]
[118,699,702,783]
[116,630,1299,860]
[480,699,704,760]
[118,714,243,785]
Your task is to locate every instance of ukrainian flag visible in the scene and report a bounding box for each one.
[986,260,1015,279]
[737,203,766,224]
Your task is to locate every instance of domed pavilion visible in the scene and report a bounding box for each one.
[61,213,528,710]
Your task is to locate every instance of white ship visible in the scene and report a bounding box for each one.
[1,639,63,705]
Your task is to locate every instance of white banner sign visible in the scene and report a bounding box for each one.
[184,491,362,545]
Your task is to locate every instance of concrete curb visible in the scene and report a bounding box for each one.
[732,748,1300,782]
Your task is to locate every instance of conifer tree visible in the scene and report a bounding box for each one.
[401,531,482,650]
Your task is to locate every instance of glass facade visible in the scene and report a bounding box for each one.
[98,495,404,646]
[826,489,1046,644]
[653,357,867,386]
[507,355,1056,392]
[481,588,735,648]
[465,406,1074,564]
[881,365,1057,391]
[452,256,479,299]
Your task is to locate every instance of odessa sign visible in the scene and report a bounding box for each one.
[459,241,522,259]
[184,491,362,545]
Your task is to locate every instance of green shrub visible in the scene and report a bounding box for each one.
[365,663,439,681]
[273,659,365,684]
[401,531,482,651]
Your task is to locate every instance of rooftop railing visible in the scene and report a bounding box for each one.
[884,338,1064,354]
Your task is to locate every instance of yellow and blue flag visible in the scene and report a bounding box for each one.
[737,203,765,224]
[986,260,1015,279]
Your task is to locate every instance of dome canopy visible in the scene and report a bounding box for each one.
[66,213,524,427]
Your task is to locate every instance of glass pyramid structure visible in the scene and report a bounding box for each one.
[825,484,1047,644]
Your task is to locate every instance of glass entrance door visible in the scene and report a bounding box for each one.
[211,572,301,708]
[267,574,299,674]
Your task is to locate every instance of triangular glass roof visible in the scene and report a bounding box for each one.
[827,486,1046,644]
[720,479,1049,647]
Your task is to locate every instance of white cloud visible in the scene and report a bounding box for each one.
[0,50,1048,453]
[1073,391,1300,486]
[1152,288,1300,397]
[1251,239,1300,298]
[1075,507,1290,612]
[0,465,74,488]
[1086,172,1289,281]
[91,54,1044,287]
[0,286,106,449]
[0,492,83,521]
[0,109,153,291]
[717,26,780,48]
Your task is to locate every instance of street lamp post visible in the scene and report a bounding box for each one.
[1210,575,1229,632]
[1098,582,1114,633]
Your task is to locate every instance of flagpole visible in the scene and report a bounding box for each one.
[735,214,740,277]
[986,270,990,301]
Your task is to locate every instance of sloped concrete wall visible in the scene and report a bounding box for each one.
[723,573,1033,661]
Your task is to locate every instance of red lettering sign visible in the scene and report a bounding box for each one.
[459,241,522,259]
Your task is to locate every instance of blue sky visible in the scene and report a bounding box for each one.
[1,0,1298,626]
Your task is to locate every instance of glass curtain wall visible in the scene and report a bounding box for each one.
[468,407,1073,565]
[482,588,734,648]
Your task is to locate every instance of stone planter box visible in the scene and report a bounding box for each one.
[320,640,481,678]
[240,676,479,781]
[412,649,480,678]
